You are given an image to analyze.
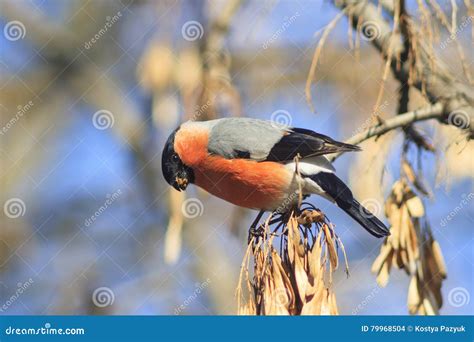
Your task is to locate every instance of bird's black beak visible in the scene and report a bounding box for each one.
[173,176,189,191]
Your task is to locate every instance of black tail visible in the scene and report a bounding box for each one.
[309,172,390,238]
[341,198,390,238]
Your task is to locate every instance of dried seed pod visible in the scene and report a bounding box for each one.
[237,209,343,315]
[372,178,446,315]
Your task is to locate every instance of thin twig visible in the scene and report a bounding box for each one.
[329,102,445,161]
[305,11,346,113]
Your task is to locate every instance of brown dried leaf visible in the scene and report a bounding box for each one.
[323,224,338,270]
[238,211,342,315]
[387,206,401,250]
[301,285,323,315]
[406,196,425,218]
[138,43,175,92]
[392,180,405,204]
[238,301,256,315]
[398,205,410,251]
[287,216,298,265]
[301,297,319,315]
[372,244,389,275]
[164,190,185,265]
[330,292,339,315]
[376,249,393,287]
[431,240,447,278]
[407,276,421,314]
[308,230,323,279]
[271,249,295,312]
[384,195,394,217]
[402,159,417,183]
[422,297,436,316]
[408,218,420,262]
[321,290,332,315]
[400,248,409,271]
[293,249,308,303]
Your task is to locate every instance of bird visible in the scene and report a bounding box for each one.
[161,117,390,238]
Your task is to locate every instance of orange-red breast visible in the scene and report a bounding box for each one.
[162,118,389,238]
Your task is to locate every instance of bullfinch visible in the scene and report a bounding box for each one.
[161,118,390,238]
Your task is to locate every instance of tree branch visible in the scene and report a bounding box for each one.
[333,0,474,138]
[329,102,445,161]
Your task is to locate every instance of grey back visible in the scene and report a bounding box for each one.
[207,118,286,160]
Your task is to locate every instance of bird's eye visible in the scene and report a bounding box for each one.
[172,154,179,162]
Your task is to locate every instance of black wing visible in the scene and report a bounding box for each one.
[264,128,360,162]
[309,172,390,238]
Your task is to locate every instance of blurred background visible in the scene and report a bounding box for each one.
[0,0,472,315]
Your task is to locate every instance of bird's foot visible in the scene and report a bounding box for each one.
[247,224,265,244]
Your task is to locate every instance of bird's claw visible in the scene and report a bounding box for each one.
[247,224,265,244]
